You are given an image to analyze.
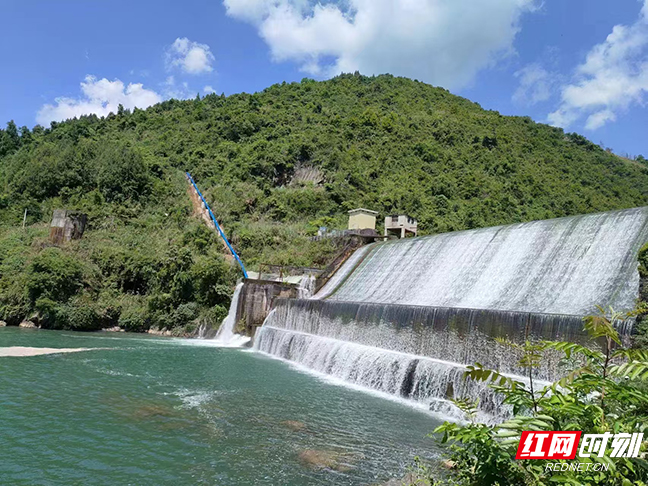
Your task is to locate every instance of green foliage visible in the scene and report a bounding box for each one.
[638,244,648,348]
[1,74,647,331]
[3,74,647,237]
[92,142,151,203]
[433,307,648,485]
[25,247,85,304]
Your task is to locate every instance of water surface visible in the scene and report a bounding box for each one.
[0,328,441,485]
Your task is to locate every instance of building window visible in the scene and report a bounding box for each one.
[392,215,398,223]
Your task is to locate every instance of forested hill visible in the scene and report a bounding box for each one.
[0,73,647,332]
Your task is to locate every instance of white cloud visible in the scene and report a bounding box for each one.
[166,37,215,74]
[37,75,162,125]
[513,63,553,105]
[584,109,617,130]
[161,75,195,100]
[223,0,536,89]
[548,0,648,130]
[203,85,216,94]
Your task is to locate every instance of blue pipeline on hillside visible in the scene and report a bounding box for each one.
[185,172,248,278]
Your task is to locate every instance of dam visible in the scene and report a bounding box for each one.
[253,207,648,421]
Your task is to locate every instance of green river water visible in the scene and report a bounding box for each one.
[0,328,443,485]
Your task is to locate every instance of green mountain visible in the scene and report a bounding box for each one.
[1,73,647,332]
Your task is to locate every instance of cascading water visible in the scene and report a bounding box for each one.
[214,283,250,347]
[254,326,508,422]
[254,207,648,421]
[296,275,316,299]
[255,300,567,421]
[196,321,208,339]
[314,245,373,299]
[326,207,648,315]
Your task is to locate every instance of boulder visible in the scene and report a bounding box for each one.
[281,420,307,432]
[297,449,362,472]
[19,321,37,329]
[0,321,6,327]
[298,450,342,471]
[147,327,173,336]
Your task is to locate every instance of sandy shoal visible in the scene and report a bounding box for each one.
[0,347,101,357]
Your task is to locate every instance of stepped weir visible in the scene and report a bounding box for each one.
[253,207,648,421]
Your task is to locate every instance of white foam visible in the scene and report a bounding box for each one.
[211,282,251,347]
[325,208,648,316]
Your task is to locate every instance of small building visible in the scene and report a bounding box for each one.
[385,214,417,239]
[50,210,87,244]
[348,208,378,231]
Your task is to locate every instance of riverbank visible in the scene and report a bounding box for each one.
[1,320,205,338]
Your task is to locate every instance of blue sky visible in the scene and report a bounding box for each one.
[1,0,647,157]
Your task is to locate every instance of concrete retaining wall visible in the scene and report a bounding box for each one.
[236,279,297,336]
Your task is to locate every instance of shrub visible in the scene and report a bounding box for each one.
[172,302,199,327]
[64,301,102,331]
[93,142,151,203]
[433,307,648,485]
[118,301,148,332]
[26,248,85,304]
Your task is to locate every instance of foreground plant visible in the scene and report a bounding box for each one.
[431,307,648,486]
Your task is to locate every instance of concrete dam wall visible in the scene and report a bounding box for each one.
[254,207,648,421]
[320,207,648,316]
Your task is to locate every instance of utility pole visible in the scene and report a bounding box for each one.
[22,209,27,228]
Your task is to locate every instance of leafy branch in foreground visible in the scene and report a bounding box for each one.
[428,306,648,486]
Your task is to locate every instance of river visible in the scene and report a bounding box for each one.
[0,327,443,485]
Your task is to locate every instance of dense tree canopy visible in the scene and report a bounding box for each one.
[0,73,647,331]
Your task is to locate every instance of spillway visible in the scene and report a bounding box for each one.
[255,207,648,421]
[321,207,648,315]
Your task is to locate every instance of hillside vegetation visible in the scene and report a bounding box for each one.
[1,73,647,332]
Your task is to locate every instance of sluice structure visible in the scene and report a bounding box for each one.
[254,207,648,421]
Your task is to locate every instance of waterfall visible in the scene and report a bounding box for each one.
[253,207,647,421]
[254,325,512,422]
[314,245,373,299]
[297,275,316,299]
[254,299,588,420]
[258,299,607,380]
[326,207,648,316]
[214,283,250,347]
[196,321,208,339]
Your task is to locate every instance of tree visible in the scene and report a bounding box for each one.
[93,142,151,202]
[0,120,20,156]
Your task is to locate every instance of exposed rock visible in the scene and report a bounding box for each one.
[297,449,362,472]
[50,209,87,244]
[281,420,307,432]
[19,321,37,329]
[102,326,125,332]
[0,321,6,327]
[132,404,176,420]
[290,165,324,186]
[442,459,456,469]
[147,327,172,336]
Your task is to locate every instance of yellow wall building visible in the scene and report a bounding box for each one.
[348,208,378,230]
